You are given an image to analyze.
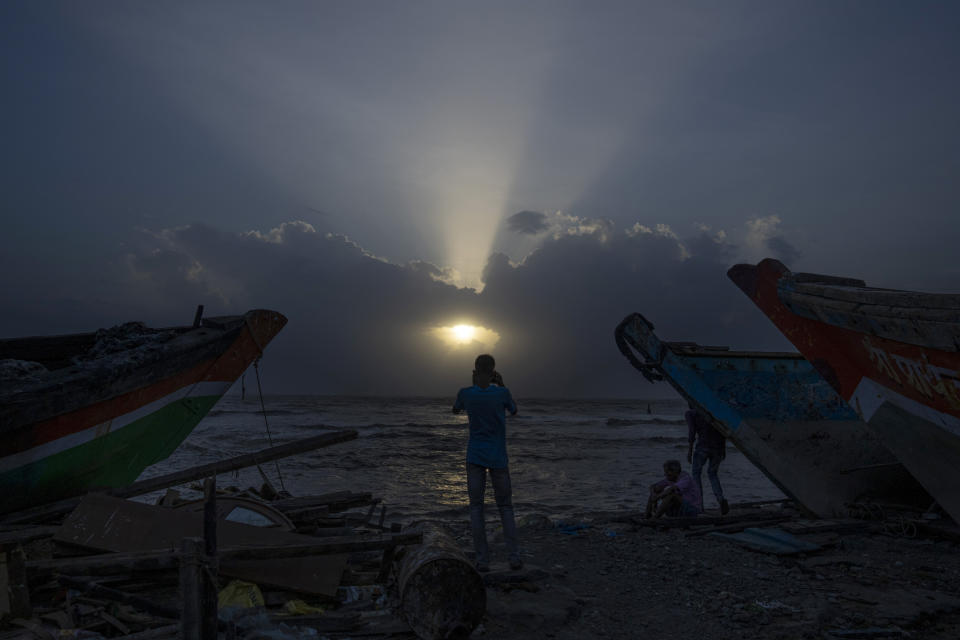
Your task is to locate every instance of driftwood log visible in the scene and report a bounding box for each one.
[397,525,485,640]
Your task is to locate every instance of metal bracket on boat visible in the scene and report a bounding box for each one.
[614,315,665,384]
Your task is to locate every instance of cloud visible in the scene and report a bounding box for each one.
[407,260,461,286]
[506,210,550,235]
[744,215,801,266]
[766,235,802,266]
[1,218,795,397]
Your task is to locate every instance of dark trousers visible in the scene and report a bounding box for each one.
[467,462,519,564]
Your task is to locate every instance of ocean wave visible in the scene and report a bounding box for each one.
[208,408,302,417]
[605,417,686,426]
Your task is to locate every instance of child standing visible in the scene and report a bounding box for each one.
[452,354,521,571]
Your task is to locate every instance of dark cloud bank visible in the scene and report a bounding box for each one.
[1,219,796,398]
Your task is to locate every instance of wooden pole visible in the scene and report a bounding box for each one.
[118,429,357,498]
[2,429,358,525]
[6,546,30,619]
[202,478,218,640]
[180,537,204,640]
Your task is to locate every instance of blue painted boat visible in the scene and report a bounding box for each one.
[615,313,929,517]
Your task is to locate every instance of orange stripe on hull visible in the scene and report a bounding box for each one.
[6,327,264,456]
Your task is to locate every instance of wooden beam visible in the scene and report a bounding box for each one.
[27,532,422,578]
[1,429,358,525]
[0,526,58,546]
[27,549,180,577]
[115,429,358,499]
[121,624,181,639]
[218,532,422,562]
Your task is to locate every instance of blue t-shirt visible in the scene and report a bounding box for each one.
[453,385,517,469]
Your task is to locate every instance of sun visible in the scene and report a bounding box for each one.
[452,324,475,343]
[430,323,501,349]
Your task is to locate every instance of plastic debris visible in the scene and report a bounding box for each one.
[218,580,265,609]
[283,599,327,615]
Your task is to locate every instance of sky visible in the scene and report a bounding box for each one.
[2,1,959,397]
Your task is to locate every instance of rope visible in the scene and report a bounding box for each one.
[254,358,287,493]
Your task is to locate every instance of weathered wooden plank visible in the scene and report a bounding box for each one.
[27,549,181,577]
[0,527,58,546]
[218,532,422,562]
[26,532,420,579]
[119,624,181,639]
[283,507,334,524]
[792,279,960,311]
[57,574,180,620]
[55,494,348,596]
[113,430,358,499]
[272,491,374,514]
[271,491,356,510]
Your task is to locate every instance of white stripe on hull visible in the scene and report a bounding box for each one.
[0,380,230,474]
[851,376,960,438]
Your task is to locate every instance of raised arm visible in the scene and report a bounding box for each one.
[504,388,518,416]
[452,390,465,415]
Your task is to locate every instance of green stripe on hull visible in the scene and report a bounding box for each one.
[0,395,222,514]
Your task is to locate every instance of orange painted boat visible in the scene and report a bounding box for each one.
[0,309,287,514]
[729,259,960,523]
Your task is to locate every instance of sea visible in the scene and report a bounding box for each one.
[142,395,784,522]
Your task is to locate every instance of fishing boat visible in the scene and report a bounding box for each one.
[729,258,960,523]
[615,313,928,517]
[0,309,287,514]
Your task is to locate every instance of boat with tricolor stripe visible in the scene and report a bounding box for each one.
[615,313,928,517]
[0,309,286,514]
[729,258,960,523]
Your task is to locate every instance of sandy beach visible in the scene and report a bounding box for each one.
[437,505,960,640]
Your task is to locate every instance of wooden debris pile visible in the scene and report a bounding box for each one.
[0,430,481,640]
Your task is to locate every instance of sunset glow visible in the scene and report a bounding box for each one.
[452,324,475,342]
[431,323,501,349]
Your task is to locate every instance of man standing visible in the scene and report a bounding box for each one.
[453,354,521,571]
[686,406,729,515]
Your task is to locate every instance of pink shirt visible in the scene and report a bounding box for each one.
[652,471,702,512]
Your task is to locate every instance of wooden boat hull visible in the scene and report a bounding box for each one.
[729,258,960,522]
[615,313,928,517]
[0,310,287,514]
